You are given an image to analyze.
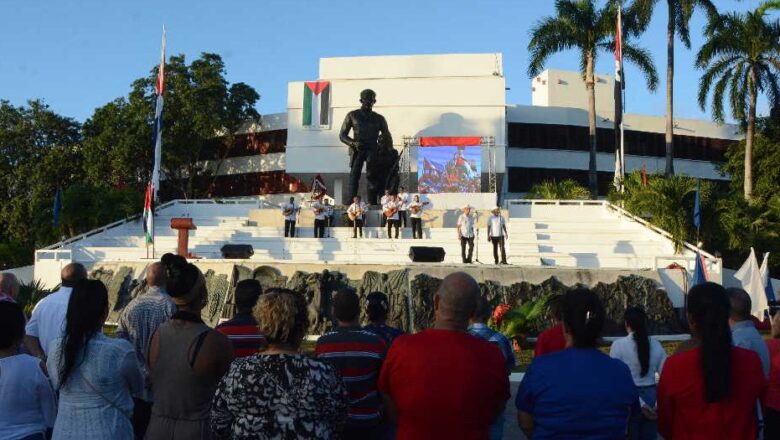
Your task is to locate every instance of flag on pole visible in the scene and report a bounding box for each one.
[303,81,331,128]
[53,186,62,226]
[150,26,166,202]
[641,164,649,187]
[613,6,625,191]
[760,252,776,302]
[693,179,701,231]
[735,248,770,318]
[143,183,154,246]
[691,250,708,286]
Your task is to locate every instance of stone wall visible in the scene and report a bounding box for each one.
[92,262,683,336]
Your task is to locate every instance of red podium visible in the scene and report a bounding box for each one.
[170,218,197,258]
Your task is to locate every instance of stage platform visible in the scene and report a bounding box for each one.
[34,197,721,303]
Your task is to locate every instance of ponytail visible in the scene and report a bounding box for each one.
[561,288,605,348]
[687,282,732,402]
[59,279,109,387]
[624,307,650,377]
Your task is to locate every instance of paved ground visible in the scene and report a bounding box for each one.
[503,381,528,440]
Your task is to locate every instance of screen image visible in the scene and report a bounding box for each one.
[417,146,481,193]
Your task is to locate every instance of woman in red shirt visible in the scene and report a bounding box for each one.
[657,282,767,440]
[766,310,780,438]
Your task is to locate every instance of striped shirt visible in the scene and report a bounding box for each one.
[216,313,267,358]
[315,326,387,428]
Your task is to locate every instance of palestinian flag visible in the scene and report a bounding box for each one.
[303,81,330,127]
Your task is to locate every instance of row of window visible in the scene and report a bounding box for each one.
[507,123,736,162]
[200,130,288,160]
[160,170,305,199]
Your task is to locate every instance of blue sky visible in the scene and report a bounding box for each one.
[0,0,769,123]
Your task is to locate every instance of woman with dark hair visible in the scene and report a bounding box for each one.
[363,291,404,346]
[658,282,767,439]
[516,288,638,439]
[0,301,56,440]
[48,279,143,440]
[609,307,666,440]
[145,259,234,439]
[211,288,348,439]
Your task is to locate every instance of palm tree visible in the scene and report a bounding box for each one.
[629,1,717,177]
[528,0,658,199]
[697,4,780,201]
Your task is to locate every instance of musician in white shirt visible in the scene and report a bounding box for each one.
[323,199,334,232]
[347,196,367,238]
[380,189,391,227]
[408,195,429,240]
[456,205,475,263]
[487,207,508,265]
[281,197,297,237]
[397,186,410,228]
[311,198,327,238]
[383,195,400,239]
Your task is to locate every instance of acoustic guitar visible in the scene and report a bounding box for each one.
[347,207,363,221]
[409,201,430,215]
[282,206,298,217]
[383,205,398,219]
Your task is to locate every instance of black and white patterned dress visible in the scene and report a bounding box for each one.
[211,354,348,439]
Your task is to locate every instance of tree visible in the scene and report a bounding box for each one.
[629,0,717,177]
[528,0,658,198]
[82,52,260,199]
[697,5,780,201]
[526,179,591,199]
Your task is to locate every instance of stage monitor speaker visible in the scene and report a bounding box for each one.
[409,246,445,263]
[220,244,254,259]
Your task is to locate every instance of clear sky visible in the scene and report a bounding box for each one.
[0,0,769,123]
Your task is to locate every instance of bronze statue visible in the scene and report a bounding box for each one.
[339,89,395,205]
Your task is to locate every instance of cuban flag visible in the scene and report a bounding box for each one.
[150,26,166,202]
[613,5,625,191]
[760,252,776,302]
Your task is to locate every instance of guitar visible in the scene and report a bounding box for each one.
[383,205,398,219]
[282,206,298,217]
[347,206,363,221]
[313,207,324,215]
[409,201,430,215]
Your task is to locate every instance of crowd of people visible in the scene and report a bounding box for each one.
[1,261,780,439]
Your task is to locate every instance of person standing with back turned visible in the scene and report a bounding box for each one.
[378,272,509,439]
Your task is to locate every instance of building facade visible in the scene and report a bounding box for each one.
[197,55,740,201]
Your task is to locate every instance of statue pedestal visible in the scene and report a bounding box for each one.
[170,218,197,258]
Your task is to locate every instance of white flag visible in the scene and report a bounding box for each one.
[734,248,769,318]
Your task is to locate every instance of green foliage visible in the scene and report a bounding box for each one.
[492,295,551,339]
[609,170,714,252]
[15,279,55,316]
[722,117,780,203]
[526,179,591,200]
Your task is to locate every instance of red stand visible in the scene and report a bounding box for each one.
[170,218,197,258]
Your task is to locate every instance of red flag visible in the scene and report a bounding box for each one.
[641,164,649,187]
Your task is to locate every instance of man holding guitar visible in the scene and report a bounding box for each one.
[281,196,298,238]
[383,194,400,239]
[347,196,367,238]
[311,198,327,238]
[408,195,430,239]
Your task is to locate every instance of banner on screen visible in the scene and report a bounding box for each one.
[418,146,481,193]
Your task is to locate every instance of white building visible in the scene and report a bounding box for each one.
[192,54,740,200]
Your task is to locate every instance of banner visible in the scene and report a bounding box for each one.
[303,81,330,128]
[418,146,481,193]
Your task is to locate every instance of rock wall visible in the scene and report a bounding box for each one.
[90,264,683,336]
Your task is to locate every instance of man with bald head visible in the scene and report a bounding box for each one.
[378,272,510,439]
[116,261,176,438]
[25,262,88,358]
[0,272,20,302]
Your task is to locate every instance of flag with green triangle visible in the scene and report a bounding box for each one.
[303,81,330,128]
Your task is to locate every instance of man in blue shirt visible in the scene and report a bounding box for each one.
[468,296,515,440]
[727,287,770,376]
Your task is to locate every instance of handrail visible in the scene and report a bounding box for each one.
[504,199,718,261]
[40,198,267,251]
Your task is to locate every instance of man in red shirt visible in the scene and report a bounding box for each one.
[378,272,510,440]
[216,279,267,357]
[534,295,566,357]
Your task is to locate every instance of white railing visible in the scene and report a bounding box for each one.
[504,199,720,268]
[38,198,270,252]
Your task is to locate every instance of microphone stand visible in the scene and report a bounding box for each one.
[474,212,482,264]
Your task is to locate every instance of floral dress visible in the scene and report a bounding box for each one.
[211,354,348,439]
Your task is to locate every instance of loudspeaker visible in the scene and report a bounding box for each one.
[220,244,254,259]
[409,246,445,263]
